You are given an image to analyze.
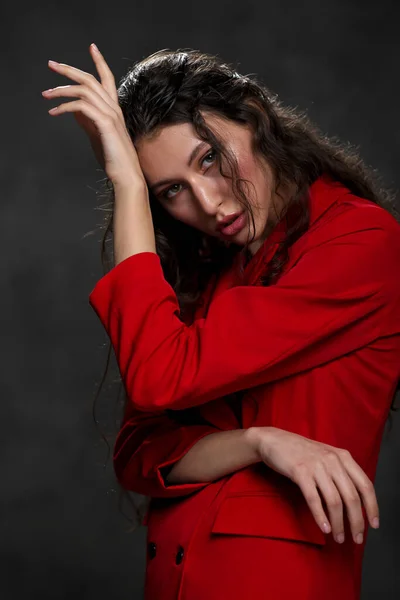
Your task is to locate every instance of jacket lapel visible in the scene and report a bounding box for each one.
[194,175,348,428]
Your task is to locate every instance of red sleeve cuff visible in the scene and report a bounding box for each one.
[88,252,164,323]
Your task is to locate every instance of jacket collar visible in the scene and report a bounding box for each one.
[235,174,350,285]
[197,175,351,429]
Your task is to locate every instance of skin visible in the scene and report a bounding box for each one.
[135,112,290,257]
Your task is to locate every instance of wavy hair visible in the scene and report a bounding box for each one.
[90,48,400,531]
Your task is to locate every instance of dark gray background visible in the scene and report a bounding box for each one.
[3,1,399,598]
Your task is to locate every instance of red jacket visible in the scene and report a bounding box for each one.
[89,176,400,600]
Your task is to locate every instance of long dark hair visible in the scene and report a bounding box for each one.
[90,48,399,531]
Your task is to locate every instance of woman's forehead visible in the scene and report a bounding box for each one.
[137,114,250,161]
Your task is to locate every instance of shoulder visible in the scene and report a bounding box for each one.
[281,190,400,305]
[303,190,400,253]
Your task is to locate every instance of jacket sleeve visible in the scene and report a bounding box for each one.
[88,212,400,412]
[113,402,223,497]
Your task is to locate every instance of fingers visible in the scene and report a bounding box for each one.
[89,43,119,104]
[47,55,122,120]
[45,98,111,126]
[293,465,332,536]
[314,460,356,544]
[42,84,117,121]
[294,450,380,546]
[337,448,380,529]
[324,454,365,543]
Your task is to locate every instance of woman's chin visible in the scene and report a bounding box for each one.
[234,223,260,247]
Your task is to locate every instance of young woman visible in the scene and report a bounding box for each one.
[43,44,400,600]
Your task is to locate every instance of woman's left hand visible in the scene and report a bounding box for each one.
[42,44,147,190]
[248,426,379,545]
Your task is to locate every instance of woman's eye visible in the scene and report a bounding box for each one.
[162,184,181,200]
[202,149,216,166]
[161,149,217,200]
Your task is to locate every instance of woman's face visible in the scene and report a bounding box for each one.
[135,111,284,256]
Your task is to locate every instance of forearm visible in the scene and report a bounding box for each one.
[111,187,261,484]
[113,182,157,266]
[163,427,262,485]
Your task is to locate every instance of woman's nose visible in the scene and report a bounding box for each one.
[193,183,223,215]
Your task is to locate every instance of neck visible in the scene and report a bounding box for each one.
[246,180,296,258]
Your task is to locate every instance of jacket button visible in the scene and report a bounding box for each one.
[175,545,184,565]
[148,542,157,559]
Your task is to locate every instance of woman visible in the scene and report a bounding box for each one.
[43,44,400,599]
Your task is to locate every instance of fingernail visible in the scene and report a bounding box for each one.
[372,517,380,528]
[322,522,331,533]
[91,43,99,52]
[355,533,364,544]
[336,533,345,544]
[48,60,59,66]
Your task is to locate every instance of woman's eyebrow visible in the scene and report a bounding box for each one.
[149,141,208,192]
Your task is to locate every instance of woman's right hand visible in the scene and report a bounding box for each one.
[44,44,147,190]
[247,426,380,545]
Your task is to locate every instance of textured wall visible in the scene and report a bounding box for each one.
[2,1,399,598]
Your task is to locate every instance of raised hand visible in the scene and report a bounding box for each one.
[247,426,380,545]
[42,43,146,190]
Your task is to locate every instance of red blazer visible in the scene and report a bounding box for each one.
[89,176,400,600]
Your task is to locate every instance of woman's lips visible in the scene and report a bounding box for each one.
[219,211,247,236]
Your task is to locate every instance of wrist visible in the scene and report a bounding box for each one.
[113,177,149,198]
[244,427,263,461]
[245,426,275,460]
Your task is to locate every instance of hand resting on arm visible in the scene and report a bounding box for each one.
[164,426,380,546]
